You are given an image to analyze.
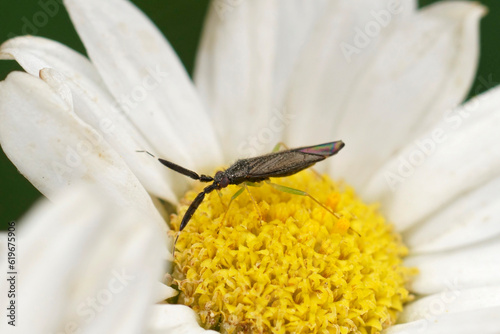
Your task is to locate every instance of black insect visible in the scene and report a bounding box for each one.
[145,141,345,232]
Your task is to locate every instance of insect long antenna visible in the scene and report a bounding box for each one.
[158,159,213,182]
[180,184,218,231]
[136,150,155,158]
[136,150,213,182]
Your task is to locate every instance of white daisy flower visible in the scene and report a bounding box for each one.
[1,0,500,333]
[0,185,168,333]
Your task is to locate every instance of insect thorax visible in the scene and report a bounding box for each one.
[220,160,252,184]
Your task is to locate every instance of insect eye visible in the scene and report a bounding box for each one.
[219,175,229,188]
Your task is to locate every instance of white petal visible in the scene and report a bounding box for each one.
[0,36,179,202]
[329,1,484,186]
[42,67,180,202]
[384,306,500,334]
[273,0,330,104]
[196,0,415,160]
[0,186,166,333]
[284,0,415,160]
[64,0,222,171]
[0,72,167,233]
[197,0,330,127]
[155,282,178,302]
[405,236,500,295]
[0,36,104,89]
[364,86,500,230]
[399,286,500,323]
[148,304,218,334]
[404,174,500,253]
[404,1,486,134]
[195,0,279,159]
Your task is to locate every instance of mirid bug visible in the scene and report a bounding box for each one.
[142,141,345,232]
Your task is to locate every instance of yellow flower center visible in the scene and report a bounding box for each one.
[171,170,415,334]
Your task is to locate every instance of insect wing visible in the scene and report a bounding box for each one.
[244,141,345,179]
[296,141,345,156]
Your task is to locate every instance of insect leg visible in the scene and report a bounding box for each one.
[244,181,263,188]
[266,182,361,236]
[272,142,289,152]
[172,233,180,258]
[219,186,246,228]
[265,181,340,219]
[243,183,263,221]
[216,189,227,208]
[220,180,264,226]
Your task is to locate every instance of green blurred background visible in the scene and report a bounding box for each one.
[0,0,499,229]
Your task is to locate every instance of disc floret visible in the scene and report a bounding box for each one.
[171,170,415,334]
